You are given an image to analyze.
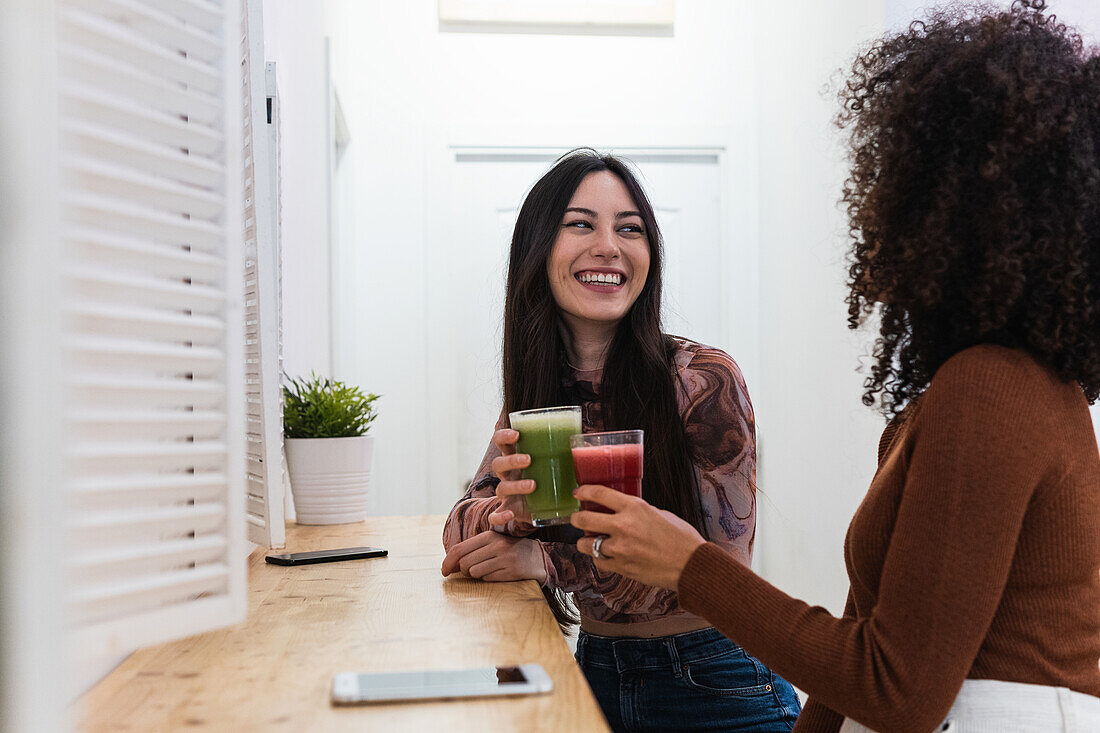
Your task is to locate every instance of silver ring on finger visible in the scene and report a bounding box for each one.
[591,534,609,560]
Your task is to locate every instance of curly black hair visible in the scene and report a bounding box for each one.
[838,0,1100,415]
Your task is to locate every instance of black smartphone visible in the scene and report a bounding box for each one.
[264,546,388,566]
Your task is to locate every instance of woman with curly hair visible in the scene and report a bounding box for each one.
[568,2,1100,731]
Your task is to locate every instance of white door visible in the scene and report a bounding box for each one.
[425,147,740,511]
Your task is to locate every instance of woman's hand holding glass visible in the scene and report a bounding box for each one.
[486,428,537,528]
[571,485,706,591]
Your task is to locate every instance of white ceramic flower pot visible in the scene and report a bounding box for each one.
[284,435,373,525]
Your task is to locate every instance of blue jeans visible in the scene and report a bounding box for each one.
[576,627,801,733]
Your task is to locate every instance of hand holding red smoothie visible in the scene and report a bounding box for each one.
[569,430,643,513]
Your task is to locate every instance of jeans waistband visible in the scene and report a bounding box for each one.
[577,627,738,673]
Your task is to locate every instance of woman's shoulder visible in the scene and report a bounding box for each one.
[667,336,747,381]
[667,336,752,408]
[920,344,1082,436]
[931,344,1068,399]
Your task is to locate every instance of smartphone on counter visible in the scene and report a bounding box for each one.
[331,664,553,705]
[264,546,387,566]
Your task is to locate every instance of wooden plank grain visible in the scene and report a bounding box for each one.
[78,516,609,732]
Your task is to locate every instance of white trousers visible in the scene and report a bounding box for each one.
[838,679,1100,733]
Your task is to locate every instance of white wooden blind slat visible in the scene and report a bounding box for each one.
[59,45,221,125]
[73,409,225,439]
[61,85,221,156]
[70,227,225,281]
[71,267,224,310]
[72,442,227,471]
[70,472,227,501]
[73,0,223,63]
[70,565,229,627]
[73,439,227,463]
[59,6,221,92]
[72,339,224,374]
[69,156,224,217]
[71,501,225,532]
[246,495,266,519]
[68,192,223,249]
[72,276,224,314]
[70,379,225,412]
[71,303,224,344]
[72,536,228,572]
[141,0,225,34]
[65,119,222,189]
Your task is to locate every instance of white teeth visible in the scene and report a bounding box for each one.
[577,272,622,285]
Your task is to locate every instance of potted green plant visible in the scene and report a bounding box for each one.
[283,374,380,524]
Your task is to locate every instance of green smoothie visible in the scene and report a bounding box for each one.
[508,406,583,526]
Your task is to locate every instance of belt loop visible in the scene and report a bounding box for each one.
[575,633,586,666]
[666,638,683,678]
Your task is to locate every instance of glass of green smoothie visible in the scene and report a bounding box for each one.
[508,406,583,526]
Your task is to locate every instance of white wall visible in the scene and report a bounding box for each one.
[322,0,759,517]
[267,0,1097,620]
[0,4,67,727]
[261,1,332,381]
[750,1,886,613]
[315,0,891,616]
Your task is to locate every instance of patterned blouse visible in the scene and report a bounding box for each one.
[442,337,756,625]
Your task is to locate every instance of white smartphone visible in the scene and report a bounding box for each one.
[331,664,553,705]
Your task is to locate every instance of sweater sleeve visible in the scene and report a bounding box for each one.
[541,540,594,593]
[791,591,857,733]
[677,350,1053,733]
[441,437,503,550]
[442,411,534,549]
[795,697,845,732]
[677,347,757,564]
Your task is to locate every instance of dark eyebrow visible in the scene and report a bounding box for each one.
[563,207,643,220]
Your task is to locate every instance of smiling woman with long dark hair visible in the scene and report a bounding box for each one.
[567,3,1100,732]
[441,150,801,732]
[500,152,707,543]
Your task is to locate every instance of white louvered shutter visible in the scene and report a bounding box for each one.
[241,0,286,547]
[58,0,247,658]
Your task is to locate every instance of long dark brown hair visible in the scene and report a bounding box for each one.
[839,0,1100,415]
[503,149,706,628]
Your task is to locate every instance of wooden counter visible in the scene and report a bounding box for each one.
[78,516,609,732]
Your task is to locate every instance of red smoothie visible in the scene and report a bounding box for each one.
[570,443,643,512]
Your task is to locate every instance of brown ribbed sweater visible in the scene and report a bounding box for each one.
[678,345,1100,733]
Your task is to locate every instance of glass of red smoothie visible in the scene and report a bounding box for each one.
[569,430,643,513]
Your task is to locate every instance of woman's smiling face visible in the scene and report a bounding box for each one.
[546,171,651,332]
